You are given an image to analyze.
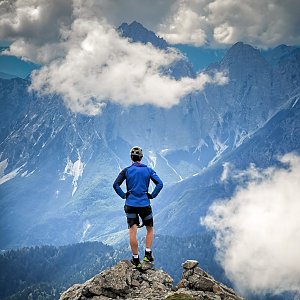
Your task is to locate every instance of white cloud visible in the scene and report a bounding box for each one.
[0,0,74,62]
[29,17,227,115]
[2,0,300,52]
[1,0,228,115]
[202,153,300,295]
[0,0,174,62]
[2,0,300,114]
[158,0,210,46]
[220,162,230,182]
[158,0,300,47]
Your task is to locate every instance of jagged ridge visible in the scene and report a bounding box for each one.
[60,260,243,300]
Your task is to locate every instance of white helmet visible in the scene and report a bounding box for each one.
[130,146,143,159]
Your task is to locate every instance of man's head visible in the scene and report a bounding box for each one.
[130,146,143,162]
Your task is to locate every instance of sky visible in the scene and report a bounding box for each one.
[0,0,300,114]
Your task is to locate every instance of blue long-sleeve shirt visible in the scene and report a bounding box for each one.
[113,162,163,207]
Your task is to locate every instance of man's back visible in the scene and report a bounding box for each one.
[113,162,163,207]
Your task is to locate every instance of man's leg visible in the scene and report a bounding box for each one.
[141,205,155,263]
[143,226,154,263]
[129,224,141,267]
[125,205,141,267]
[129,224,138,255]
[145,226,153,249]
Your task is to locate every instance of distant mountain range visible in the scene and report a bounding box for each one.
[0,21,299,251]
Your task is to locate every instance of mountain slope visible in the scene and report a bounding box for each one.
[154,94,300,236]
[0,241,114,300]
[0,22,299,249]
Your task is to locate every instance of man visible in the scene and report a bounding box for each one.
[113,146,163,268]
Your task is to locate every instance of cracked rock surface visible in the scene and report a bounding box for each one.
[60,260,244,300]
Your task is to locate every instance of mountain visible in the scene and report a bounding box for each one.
[261,44,299,66]
[118,21,168,49]
[154,93,300,236]
[0,21,300,251]
[118,21,195,79]
[0,72,19,79]
[0,47,38,78]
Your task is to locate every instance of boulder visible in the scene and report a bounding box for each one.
[177,261,244,300]
[182,260,199,270]
[60,260,244,300]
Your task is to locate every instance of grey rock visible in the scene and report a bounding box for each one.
[60,284,83,300]
[131,279,140,287]
[176,261,244,300]
[177,279,189,289]
[140,261,154,271]
[60,260,244,300]
[182,260,199,270]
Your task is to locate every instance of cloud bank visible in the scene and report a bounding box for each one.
[202,153,300,295]
[0,0,228,115]
[3,0,299,114]
[2,0,300,51]
[158,0,300,47]
[0,0,74,63]
[29,17,227,115]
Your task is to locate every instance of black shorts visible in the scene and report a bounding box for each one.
[124,205,153,228]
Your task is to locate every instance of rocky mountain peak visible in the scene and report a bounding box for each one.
[226,42,258,56]
[221,41,269,70]
[262,44,299,66]
[118,21,169,49]
[60,260,243,300]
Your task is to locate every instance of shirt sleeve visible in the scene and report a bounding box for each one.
[149,168,163,198]
[113,168,127,199]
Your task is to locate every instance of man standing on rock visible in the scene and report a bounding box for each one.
[113,146,163,268]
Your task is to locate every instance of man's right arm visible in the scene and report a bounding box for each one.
[113,168,127,199]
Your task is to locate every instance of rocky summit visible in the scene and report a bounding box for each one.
[60,260,243,300]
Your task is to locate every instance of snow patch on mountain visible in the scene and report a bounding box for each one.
[20,169,35,177]
[234,129,249,147]
[0,159,24,185]
[0,159,8,177]
[220,162,231,182]
[81,220,91,241]
[148,150,157,168]
[292,97,299,108]
[209,135,228,165]
[63,155,84,196]
[160,149,169,155]
[160,153,183,182]
[194,139,209,152]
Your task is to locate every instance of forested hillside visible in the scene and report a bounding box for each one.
[1,233,225,300]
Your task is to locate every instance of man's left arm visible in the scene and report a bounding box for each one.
[149,169,163,198]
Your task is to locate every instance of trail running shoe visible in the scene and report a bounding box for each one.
[143,251,154,263]
[130,256,141,269]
